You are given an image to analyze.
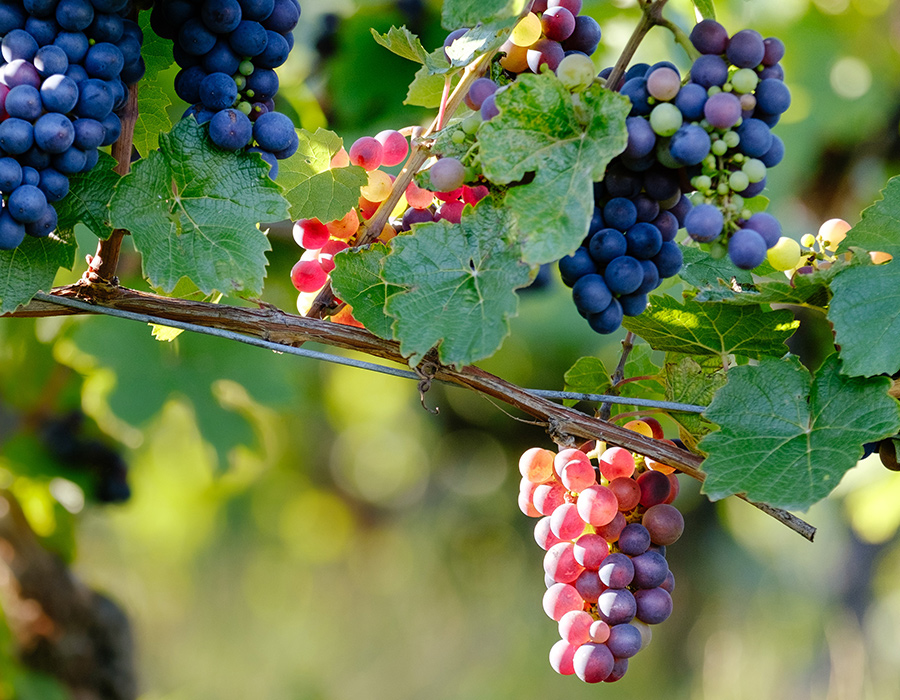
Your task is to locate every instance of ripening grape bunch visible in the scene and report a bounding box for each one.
[0,0,145,250]
[518,419,684,684]
[153,0,300,175]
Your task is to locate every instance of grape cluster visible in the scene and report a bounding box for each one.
[0,0,144,250]
[153,0,301,175]
[290,130,492,324]
[628,20,789,270]
[518,419,684,684]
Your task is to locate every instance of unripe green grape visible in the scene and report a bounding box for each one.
[767,236,802,271]
[722,83,733,92]
[741,208,752,219]
[711,139,728,156]
[717,181,730,195]
[556,53,596,93]
[236,101,251,115]
[239,60,254,76]
[233,74,247,90]
[733,153,745,163]
[692,175,713,191]
[707,85,722,96]
[800,233,816,248]
[649,102,683,137]
[462,112,481,134]
[742,158,767,183]
[655,139,681,169]
[451,129,466,144]
[723,131,740,148]
[731,68,759,94]
[729,170,750,192]
[731,194,745,209]
[245,89,255,98]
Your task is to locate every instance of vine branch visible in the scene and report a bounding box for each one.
[6,285,815,541]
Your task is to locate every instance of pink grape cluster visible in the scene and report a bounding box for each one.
[518,433,684,684]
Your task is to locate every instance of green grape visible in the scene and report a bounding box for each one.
[451,130,466,144]
[731,68,759,94]
[707,85,722,96]
[731,194,745,209]
[723,131,740,148]
[556,53,596,93]
[511,13,542,47]
[711,139,728,156]
[800,233,816,248]
[717,181,730,195]
[649,103,683,137]
[461,112,481,134]
[742,158,767,183]
[729,171,750,192]
[692,174,713,191]
[233,74,247,90]
[239,60,254,76]
[236,101,251,115]
[767,237,802,271]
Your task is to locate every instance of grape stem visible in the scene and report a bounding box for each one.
[80,82,139,287]
[600,331,636,422]
[605,0,671,90]
[8,284,816,542]
[656,16,701,63]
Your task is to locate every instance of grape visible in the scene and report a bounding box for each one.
[556,53,595,93]
[689,19,728,55]
[728,228,767,269]
[252,111,296,153]
[633,194,660,223]
[625,222,663,259]
[685,204,723,242]
[573,643,614,683]
[761,134,785,167]
[762,37,785,66]
[464,77,497,112]
[88,13,124,44]
[648,103,682,137]
[594,511,626,541]
[742,158,767,183]
[7,184,48,223]
[755,78,791,115]
[2,29,39,63]
[603,198,637,231]
[33,112,75,153]
[604,255,643,295]
[637,470,671,507]
[559,247,596,286]
[573,534,609,570]
[606,624,642,659]
[38,168,69,202]
[621,77,651,116]
[545,542,584,583]
[262,0,300,33]
[549,640,578,675]
[202,0,242,33]
[40,74,78,113]
[199,72,238,111]
[597,587,636,625]
[0,118,35,155]
[631,550,668,589]
[690,54,728,88]
[618,523,651,556]
[429,157,465,192]
[33,45,68,77]
[208,108,253,150]
[669,124,711,165]
[646,67,680,101]
[0,158,24,193]
[0,5,26,34]
[20,166,39,186]
[598,552,634,588]
[526,38,564,73]
[624,116,656,158]
[587,297,623,334]
[727,29,765,68]
[576,484,618,526]
[608,476,640,511]
[744,212,781,248]
[510,13,541,47]
[0,211,26,250]
[25,204,57,237]
[642,504,685,545]
[541,6,575,42]
[736,118,773,157]
[75,78,113,119]
[570,275,614,321]
[5,85,42,121]
[548,0,582,12]
[52,145,87,173]
[559,610,594,646]
[535,516,563,551]
[561,15,601,55]
[703,91,741,129]
[290,259,327,293]
[634,587,673,624]
[84,42,123,80]
[599,447,635,480]
[642,167,679,201]
[519,447,555,483]
[551,503,587,541]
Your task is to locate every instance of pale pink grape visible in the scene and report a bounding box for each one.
[290,260,327,293]
[554,448,591,478]
[375,129,408,166]
[560,459,597,493]
[589,620,610,643]
[534,516,563,550]
[576,484,618,527]
[573,533,609,569]
[348,136,383,170]
[599,446,636,480]
[550,503,586,541]
[533,482,566,516]
[292,218,330,249]
[544,541,584,583]
[543,582,584,620]
[519,447,555,483]
[518,490,540,517]
[559,610,594,645]
[549,639,578,675]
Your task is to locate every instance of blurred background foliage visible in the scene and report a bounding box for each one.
[2,0,900,697]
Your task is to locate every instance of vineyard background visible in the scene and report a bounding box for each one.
[2,0,900,698]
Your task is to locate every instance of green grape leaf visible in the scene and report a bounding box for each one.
[382,201,531,368]
[443,20,517,68]
[442,0,527,31]
[664,355,726,451]
[109,119,288,295]
[830,176,900,376]
[0,233,77,313]
[56,151,119,240]
[370,26,428,63]
[691,0,716,20]
[330,242,401,340]
[478,74,630,264]
[679,246,754,290]
[622,295,798,361]
[138,12,175,82]
[133,78,173,158]
[563,356,611,406]
[699,355,900,510]
[406,64,457,108]
[279,128,367,223]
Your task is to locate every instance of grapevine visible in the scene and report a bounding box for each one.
[0,0,899,695]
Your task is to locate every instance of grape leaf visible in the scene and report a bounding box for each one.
[442,0,527,31]
[382,201,531,368]
[664,355,725,451]
[279,128,367,223]
[691,0,716,20]
[133,78,172,158]
[0,233,76,313]
[406,64,456,108]
[56,151,119,240]
[109,119,288,295]
[370,26,428,64]
[830,176,900,377]
[699,355,900,510]
[443,20,517,68]
[563,356,611,406]
[679,246,753,290]
[622,295,798,361]
[330,242,401,340]
[138,12,175,82]
[478,74,630,264]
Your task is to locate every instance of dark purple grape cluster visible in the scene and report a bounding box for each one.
[152,0,301,177]
[0,0,144,250]
[558,176,690,334]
